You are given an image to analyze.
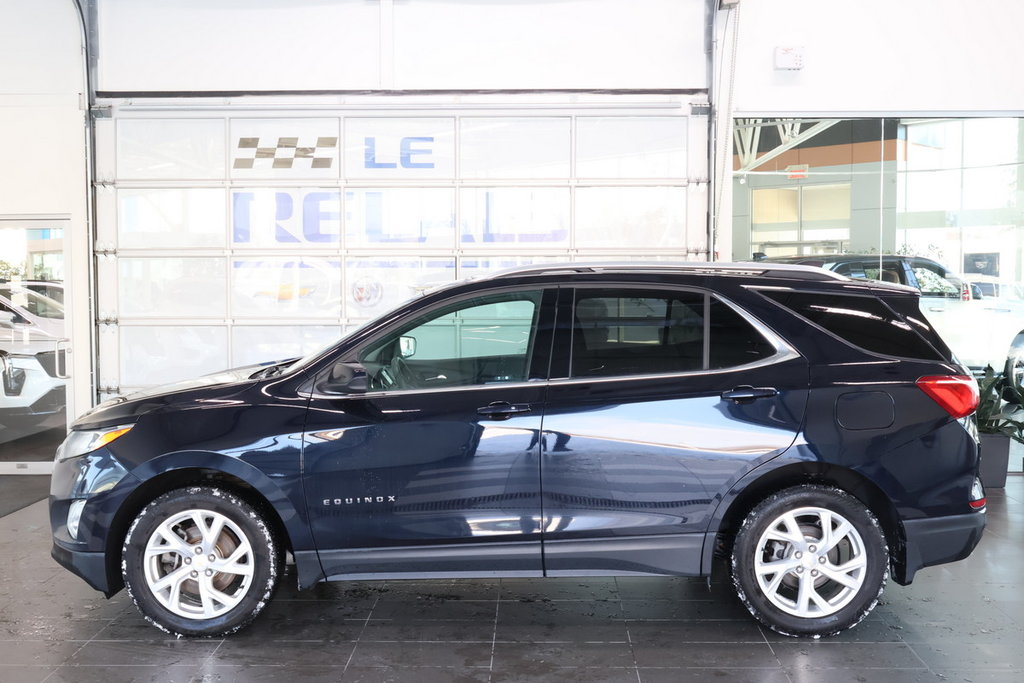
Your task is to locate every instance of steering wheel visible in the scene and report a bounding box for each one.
[387,353,419,389]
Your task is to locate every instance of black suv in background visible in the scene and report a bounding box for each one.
[50,263,985,638]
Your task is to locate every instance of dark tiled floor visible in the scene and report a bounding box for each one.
[3,478,1022,683]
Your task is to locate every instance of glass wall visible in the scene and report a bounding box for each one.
[0,221,68,456]
[733,117,1024,284]
[732,116,1024,473]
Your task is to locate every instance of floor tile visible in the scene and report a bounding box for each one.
[2,477,1019,680]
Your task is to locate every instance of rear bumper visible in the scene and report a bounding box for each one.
[896,511,986,585]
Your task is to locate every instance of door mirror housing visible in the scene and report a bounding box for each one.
[318,361,369,395]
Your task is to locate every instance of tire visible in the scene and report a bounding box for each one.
[122,486,280,637]
[1002,348,1024,406]
[731,485,888,638]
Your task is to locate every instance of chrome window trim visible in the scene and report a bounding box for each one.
[303,286,802,399]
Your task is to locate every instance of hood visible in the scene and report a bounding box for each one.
[74,359,296,429]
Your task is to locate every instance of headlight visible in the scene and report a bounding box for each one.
[56,424,134,462]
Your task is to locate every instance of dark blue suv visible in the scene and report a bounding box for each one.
[50,263,986,638]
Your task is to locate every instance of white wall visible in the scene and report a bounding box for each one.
[96,0,707,92]
[730,0,1024,115]
[0,0,86,215]
[0,0,91,419]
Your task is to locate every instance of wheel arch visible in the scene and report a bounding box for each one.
[103,452,310,596]
[703,459,906,582]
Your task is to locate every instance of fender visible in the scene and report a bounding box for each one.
[128,450,315,553]
[698,445,820,575]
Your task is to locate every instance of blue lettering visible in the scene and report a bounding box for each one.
[364,137,397,169]
[302,192,340,243]
[400,137,435,169]
[232,192,253,243]
[274,193,300,243]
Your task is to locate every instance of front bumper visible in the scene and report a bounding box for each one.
[896,510,986,584]
[49,448,139,595]
[50,543,114,595]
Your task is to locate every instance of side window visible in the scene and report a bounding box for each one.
[912,263,960,298]
[708,297,777,369]
[763,290,944,361]
[570,289,775,378]
[860,263,904,285]
[358,290,543,391]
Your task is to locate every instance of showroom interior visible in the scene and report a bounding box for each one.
[1,0,1022,680]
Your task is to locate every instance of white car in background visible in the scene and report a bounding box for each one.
[0,282,65,338]
[759,255,1024,400]
[0,284,66,435]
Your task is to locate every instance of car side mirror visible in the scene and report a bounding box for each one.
[318,361,369,395]
[0,311,15,328]
[399,335,416,358]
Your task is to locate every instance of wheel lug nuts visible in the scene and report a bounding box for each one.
[205,569,213,577]
[794,551,803,559]
[811,569,819,577]
[190,570,198,578]
[818,556,826,564]
[184,557,191,565]
[796,567,804,573]
[194,547,203,555]
[809,545,817,553]
[208,554,216,562]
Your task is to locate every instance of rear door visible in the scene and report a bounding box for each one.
[539,285,809,576]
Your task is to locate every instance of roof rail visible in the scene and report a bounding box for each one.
[489,261,847,281]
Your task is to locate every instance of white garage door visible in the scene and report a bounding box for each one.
[92,97,709,396]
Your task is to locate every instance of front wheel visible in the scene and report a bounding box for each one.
[122,486,280,637]
[731,485,888,638]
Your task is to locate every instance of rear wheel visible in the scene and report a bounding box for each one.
[731,485,888,638]
[122,486,280,637]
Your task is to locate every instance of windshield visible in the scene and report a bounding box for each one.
[0,286,65,319]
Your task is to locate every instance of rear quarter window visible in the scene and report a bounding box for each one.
[762,290,946,361]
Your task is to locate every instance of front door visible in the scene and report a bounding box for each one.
[540,286,809,575]
[303,287,556,579]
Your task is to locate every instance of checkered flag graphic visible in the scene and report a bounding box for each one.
[233,136,338,170]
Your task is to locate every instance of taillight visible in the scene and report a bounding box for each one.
[969,477,986,510]
[916,375,979,419]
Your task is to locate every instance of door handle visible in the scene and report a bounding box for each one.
[477,402,532,419]
[721,386,778,404]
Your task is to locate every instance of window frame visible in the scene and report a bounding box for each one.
[311,284,559,397]
[549,284,799,384]
[756,287,948,362]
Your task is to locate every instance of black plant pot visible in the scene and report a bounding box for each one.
[979,433,1010,489]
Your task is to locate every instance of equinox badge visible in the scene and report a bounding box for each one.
[323,496,397,506]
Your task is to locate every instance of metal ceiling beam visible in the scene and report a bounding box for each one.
[737,119,840,172]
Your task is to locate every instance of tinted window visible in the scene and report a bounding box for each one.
[358,290,543,390]
[764,291,944,361]
[570,289,775,378]
[708,297,777,369]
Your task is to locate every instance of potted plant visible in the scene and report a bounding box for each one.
[975,367,1024,488]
